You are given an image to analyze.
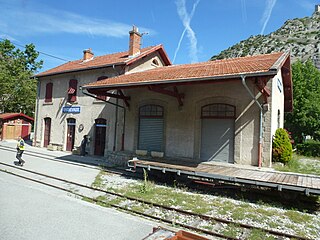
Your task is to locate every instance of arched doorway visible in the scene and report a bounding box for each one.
[200,103,235,163]
[138,104,164,152]
[94,118,106,156]
[44,117,51,147]
[66,118,76,151]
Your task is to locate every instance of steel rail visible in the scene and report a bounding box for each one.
[0,145,134,177]
[0,166,237,240]
[0,162,312,240]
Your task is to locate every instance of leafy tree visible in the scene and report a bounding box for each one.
[0,39,43,117]
[285,60,320,144]
[272,128,292,164]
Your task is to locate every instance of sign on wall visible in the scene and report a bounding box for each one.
[277,78,283,93]
[62,106,80,113]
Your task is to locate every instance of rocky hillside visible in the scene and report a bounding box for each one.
[211,10,320,67]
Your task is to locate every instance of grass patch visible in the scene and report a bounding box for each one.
[284,210,312,223]
[82,196,95,203]
[123,183,212,214]
[247,229,276,240]
[219,224,241,238]
[130,203,148,213]
[215,201,237,215]
[92,171,105,188]
[273,154,320,175]
[86,169,320,239]
[231,208,249,221]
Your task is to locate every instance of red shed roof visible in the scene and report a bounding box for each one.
[84,52,288,89]
[35,45,171,77]
[0,113,34,122]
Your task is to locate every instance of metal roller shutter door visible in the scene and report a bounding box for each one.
[200,119,234,163]
[138,118,163,152]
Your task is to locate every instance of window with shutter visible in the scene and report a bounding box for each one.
[68,79,77,103]
[96,76,108,101]
[45,83,53,103]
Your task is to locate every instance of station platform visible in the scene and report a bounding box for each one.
[128,157,320,196]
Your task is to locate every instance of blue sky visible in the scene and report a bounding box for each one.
[0,0,318,72]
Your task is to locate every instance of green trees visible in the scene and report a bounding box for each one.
[285,60,320,144]
[272,128,293,164]
[0,39,43,117]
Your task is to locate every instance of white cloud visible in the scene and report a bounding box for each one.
[174,0,200,63]
[0,4,153,38]
[260,0,277,35]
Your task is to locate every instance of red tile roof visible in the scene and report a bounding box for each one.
[0,113,34,122]
[36,45,171,77]
[84,52,288,89]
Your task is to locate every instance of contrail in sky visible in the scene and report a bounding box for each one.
[260,0,277,35]
[173,0,200,63]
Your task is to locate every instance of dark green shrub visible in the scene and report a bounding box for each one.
[296,140,320,157]
[272,128,293,164]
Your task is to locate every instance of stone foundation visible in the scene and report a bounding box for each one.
[105,151,134,167]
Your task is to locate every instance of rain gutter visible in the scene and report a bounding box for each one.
[81,71,277,90]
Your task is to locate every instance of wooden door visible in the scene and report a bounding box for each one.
[94,118,106,156]
[21,123,30,140]
[6,124,15,140]
[66,118,76,151]
[44,118,51,147]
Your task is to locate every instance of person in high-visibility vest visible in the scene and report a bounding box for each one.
[16,136,25,166]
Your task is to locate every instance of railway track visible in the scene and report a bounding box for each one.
[0,160,313,240]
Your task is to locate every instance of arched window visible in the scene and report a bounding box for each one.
[138,105,164,152]
[201,103,235,119]
[139,104,164,118]
[277,110,281,128]
[43,117,51,147]
[200,103,235,163]
[152,59,160,66]
[94,118,107,156]
[66,118,76,151]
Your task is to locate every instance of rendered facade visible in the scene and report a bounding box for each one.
[34,27,293,167]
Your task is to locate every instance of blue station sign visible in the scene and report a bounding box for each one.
[62,106,81,113]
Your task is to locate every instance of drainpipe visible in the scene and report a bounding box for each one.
[241,75,263,168]
[33,79,41,147]
[113,94,119,151]
[112,64,126,151]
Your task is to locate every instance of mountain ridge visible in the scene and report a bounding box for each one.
[210,9,320,68]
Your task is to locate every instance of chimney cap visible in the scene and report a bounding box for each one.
[83,48,94,61]
[83,48,93,53]
[129,25,142,36]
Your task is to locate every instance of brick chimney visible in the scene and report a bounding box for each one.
[83,48,94,61]
[129,26,142,56]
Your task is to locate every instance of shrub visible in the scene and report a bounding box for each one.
[272,128,293,164]
[296,140,320,157]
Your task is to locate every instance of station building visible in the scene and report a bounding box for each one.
[34,27,292,168]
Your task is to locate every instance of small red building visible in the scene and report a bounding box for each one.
[0,113,34,141]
